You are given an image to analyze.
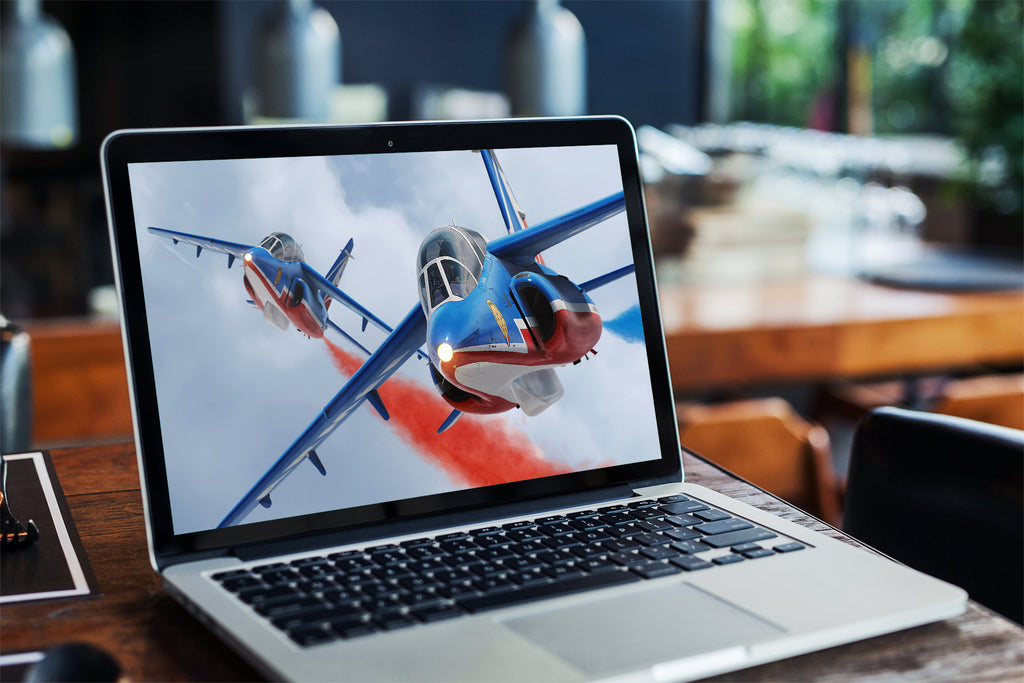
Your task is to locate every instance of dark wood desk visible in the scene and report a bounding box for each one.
[660,275,1024,392]
[2,444,1022,681]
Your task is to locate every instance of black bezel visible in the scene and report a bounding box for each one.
[102,117,681,564]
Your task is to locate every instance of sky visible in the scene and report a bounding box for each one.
[127,144,662,535]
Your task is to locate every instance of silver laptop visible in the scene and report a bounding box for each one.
[102,117,965,682]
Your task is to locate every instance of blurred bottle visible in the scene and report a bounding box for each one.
[505,0,586,117]
[254,0,341,121]
[0,0,78,149]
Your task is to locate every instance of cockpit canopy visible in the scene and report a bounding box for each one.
[259,232,304,263]
[417,226,487,314]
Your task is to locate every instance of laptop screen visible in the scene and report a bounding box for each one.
[104,119,680,556]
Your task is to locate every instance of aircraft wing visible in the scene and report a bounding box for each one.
[148,227,253,268]
[486,191,625,266]
[218,303,428,528]
[297,262,395,336]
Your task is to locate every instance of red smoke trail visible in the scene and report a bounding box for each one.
[324,340,569,487]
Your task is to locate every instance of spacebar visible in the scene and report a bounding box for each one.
[457,570,641,614]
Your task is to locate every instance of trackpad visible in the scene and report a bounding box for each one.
[499,582,783,678]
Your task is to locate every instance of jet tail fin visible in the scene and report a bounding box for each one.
[325,238,355,286]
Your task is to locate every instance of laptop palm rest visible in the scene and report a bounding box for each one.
[499,582,782,679]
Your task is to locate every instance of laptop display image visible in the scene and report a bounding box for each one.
[128,145,659,535]
[103,117,965,682]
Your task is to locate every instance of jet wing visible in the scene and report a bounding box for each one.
[486,192,625,266]
[298,262,394,336]
[148,227,253,268]
[217,303,428,528]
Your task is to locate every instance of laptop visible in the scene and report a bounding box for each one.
[102,117,965,682]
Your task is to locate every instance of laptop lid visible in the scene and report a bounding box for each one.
[102,117,681,569]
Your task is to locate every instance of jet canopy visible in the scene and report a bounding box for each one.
[259,232,304,263]
[417,226,487,314]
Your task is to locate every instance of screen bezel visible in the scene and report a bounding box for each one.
[102,117,681,563]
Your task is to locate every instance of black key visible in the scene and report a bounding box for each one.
[627,500,658,509]
[220,575,264,593]
[377,614,417,631]
[578,558,617,573]
[669,539,709,554]
[535,549,575,566]
[659,500,709,515]
[542,564,585,580]
[502,555,542,572]
[694,518,752,536]
[641,545,678,560]
[671,555,713,572]
[742,548,776,559]
[213,569,252,582]
[601,511,635,525]
[730,542,764,553]
[502,520,536,530]
[664,527,702,542]
[511,539,548,554]
[474,534,511,548]
[288,625,336,646]
[331,619,377,639]
[658,494,689,504]
[572,529,611,544]
[457,569,640,613]
[602,538,640,553]
[636,518,673,532]
[477,547,516,562]
[405,545,445,560]
[665,514,702,528]
[537,515,567,524]
[257,596,325,618]
[567,509,598,519]
[632,532,666,547]
[597,504,629,513]
[470,526,502,536]
[440,538,478,553]
[412,603,462,623]
[541,535,581,550]
[271,603,362,630]
[701,527,777,549]
[713,554,745,566]
[539,522,575,536]
[509,570,549,587]
[693,508,732,522]
[332,556,375,573]
[632,561,683,579]
[240,585,299,606]
[630,507,664,521]
[774,542,806,553]
[606,524,642,538]
[568,517,605,531]
[260,568,301,586]
[436,532,470,542]
[400,537,436,548]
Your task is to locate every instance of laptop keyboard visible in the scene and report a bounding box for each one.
[211,494,805,647]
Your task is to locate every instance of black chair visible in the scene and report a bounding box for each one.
[844,406,1024,625]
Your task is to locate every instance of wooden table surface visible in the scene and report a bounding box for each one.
[659,275,1024,392]
[2,444,1021,681]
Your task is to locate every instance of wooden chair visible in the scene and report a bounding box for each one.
[678,397,842,526]
[816,373,1024,431]
[932,373,1024,430]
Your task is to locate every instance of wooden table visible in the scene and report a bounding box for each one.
[2,444,1021,681]
[659,275,1024,392]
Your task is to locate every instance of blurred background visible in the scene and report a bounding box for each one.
[1,0,1022,528]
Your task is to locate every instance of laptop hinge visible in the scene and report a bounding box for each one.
[230,483,636,563]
